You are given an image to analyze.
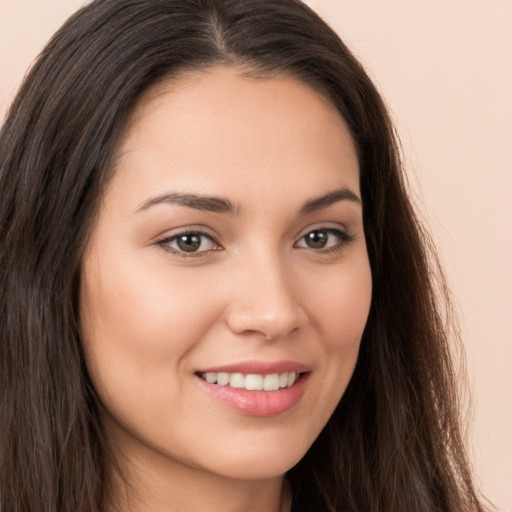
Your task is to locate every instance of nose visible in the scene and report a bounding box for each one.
[225,251,307,341]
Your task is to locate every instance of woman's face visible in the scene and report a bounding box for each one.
[80,67,372,482]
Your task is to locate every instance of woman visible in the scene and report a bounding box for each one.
[0,1,486,511]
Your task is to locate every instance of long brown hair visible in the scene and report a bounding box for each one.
[0,1,485,511]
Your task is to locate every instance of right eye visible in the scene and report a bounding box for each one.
[158,231,221,256]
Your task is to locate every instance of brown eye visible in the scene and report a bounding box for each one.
[176,233,202,252]
[304,230,329,249]
[160,231,218,255]
[295,228,352,252]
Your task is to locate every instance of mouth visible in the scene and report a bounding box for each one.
[195,371,302,391]
[195,363,311,416]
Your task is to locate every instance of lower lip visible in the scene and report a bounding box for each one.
[197,373,310,417]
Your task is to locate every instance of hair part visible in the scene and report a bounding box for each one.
[0,1,485,511]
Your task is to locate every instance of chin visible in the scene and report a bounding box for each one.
[195,431,313,481]
[207,454,301,482]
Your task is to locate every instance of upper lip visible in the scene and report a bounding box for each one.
[196,360,312,375]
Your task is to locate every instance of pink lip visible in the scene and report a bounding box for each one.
[196,360,312,375]
[195,360,311,417]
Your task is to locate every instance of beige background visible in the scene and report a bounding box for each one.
[1,1,511,509]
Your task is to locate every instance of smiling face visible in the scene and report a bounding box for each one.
[79,67,372,489]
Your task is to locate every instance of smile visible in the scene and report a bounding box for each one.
[196,368,310,416]
[197,371,298,391]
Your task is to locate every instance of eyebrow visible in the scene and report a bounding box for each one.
[136,193,236,214]
[135,186,361,215]
[299,187,361,214]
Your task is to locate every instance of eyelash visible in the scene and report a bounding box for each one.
[295,228,354,254]
[157,227,354,258]
[157,230,220,258]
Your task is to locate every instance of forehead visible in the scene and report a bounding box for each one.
[108,66,359,208]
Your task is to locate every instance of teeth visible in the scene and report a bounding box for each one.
[217,372,229,386]
[263,373,280,391]
[199,371,299,391]
[205,372,217,384]
[245,374,263,390]
[229,373,245,388]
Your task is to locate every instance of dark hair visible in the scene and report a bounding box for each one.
[0,1,486,511]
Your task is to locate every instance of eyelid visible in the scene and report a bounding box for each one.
[157,228,223,257]
[294,225,354,252]
[294,222,351,240]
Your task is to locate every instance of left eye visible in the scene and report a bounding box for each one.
[161,232,218,254]
[295,228,349,250]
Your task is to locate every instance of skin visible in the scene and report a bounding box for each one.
[80,67,372,512]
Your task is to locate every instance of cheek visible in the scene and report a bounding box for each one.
[304,253,372,410]
[79,251,221,397]
[309,255,372,351]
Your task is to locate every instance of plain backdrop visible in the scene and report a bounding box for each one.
[1,1,511,510]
